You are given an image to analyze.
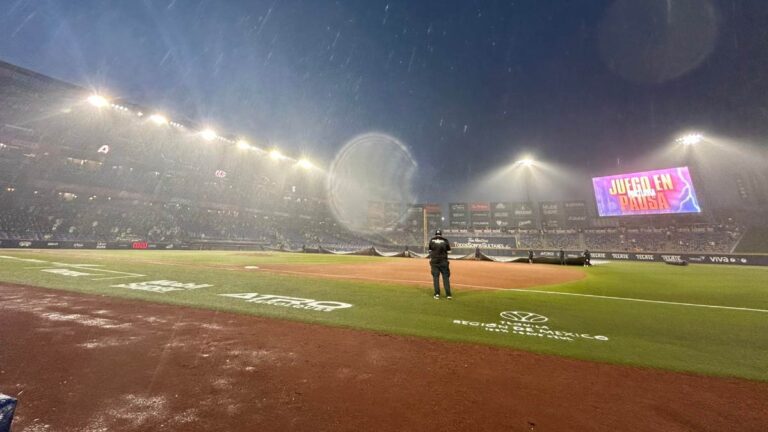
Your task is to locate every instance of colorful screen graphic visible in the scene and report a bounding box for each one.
[593,167,701,217]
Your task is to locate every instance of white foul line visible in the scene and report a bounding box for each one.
[257,268,768,314]
[24,265,145,280]
[90,274,146,281]
[505,288,768,314]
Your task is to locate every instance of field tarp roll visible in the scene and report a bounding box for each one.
[372,248,408,258]
[449,252,478,260]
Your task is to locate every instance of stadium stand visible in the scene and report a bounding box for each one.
[0,60,755,255]
[733,227,768,253]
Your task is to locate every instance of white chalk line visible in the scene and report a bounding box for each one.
[90,274,146,281]
[257,268,768,314]
[24,264,145,280]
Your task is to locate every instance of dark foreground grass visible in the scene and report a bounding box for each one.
[1,250,767,381]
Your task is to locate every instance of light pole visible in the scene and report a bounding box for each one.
[516,158,535,203]
[675,132,708,220]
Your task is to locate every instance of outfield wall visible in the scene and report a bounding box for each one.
[497,250,768,266]
[0,240,192,250]
[1,239,767,266]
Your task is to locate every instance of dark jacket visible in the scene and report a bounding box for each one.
[428,235,451,264]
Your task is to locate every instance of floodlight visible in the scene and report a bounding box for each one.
[676,133,703,146]
[237,140,251,150]
[87,94,109,108]
[297,158,313,169]
[149,114,168,125]
[517,158,535,167]
[270,149,283,160]
[200,129,217,141]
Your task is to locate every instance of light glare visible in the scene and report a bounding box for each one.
[149,114,168,125]
[237,140,251,150]
[676,133,703,146]
[87,94,109,108]
[270,149,283,160]
[298,159,313,169]
[200,129,217,141]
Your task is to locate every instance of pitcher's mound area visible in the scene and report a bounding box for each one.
[254,259,585,290]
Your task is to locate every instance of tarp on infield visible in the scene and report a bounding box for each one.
[479,252,518,263]
[372,248,408,258]
[406,250,428,259]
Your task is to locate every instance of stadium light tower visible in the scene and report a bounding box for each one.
[517,157,535,167]
[270,149,284,161]
[297,158,313,169]
[87,94,109,108]
[200,129,217,141]
[676,133,704,146]
[514,156,536,202]
[149,114,168,125]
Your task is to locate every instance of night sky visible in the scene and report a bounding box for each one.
[1,0,767,202]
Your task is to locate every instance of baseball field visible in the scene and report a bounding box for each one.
[1,250,767,431]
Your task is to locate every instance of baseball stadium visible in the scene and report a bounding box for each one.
[1,2,768,431]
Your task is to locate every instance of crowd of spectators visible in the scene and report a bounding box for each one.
[0,65,754,255]
[0,190,746,254]
[0,193,364,249]
[582,226,741,253]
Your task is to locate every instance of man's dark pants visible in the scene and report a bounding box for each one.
[431,261,451,296]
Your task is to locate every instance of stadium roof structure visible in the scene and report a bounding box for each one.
[0,59,308,164]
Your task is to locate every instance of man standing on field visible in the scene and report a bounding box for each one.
[428,229,452,299]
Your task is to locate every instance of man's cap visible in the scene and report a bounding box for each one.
[435,229,442,236]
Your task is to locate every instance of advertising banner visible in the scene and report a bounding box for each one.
[563,200,588,227]
[0,240,188,250]
[539,201,564,229]
[593,167,701,216]
[424,203,443,230]
[510,202,537,228]
[367,201,403,226]
[449,202,469,228]
[451,235,517,250]
[404,204,424,229]
[470,202,491,229]
[491,202,512,228]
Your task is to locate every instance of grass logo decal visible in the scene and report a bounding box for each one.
[454,311,609,343]
[220,293,353,312]
[499,311,549,323]
[112,280,212,293]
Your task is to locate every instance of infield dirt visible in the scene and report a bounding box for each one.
[2,283,768,432]
[253,258,586,290]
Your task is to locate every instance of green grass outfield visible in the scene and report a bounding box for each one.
[1,250,767,381]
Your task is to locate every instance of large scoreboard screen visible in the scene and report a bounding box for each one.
[593,167,701,216]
